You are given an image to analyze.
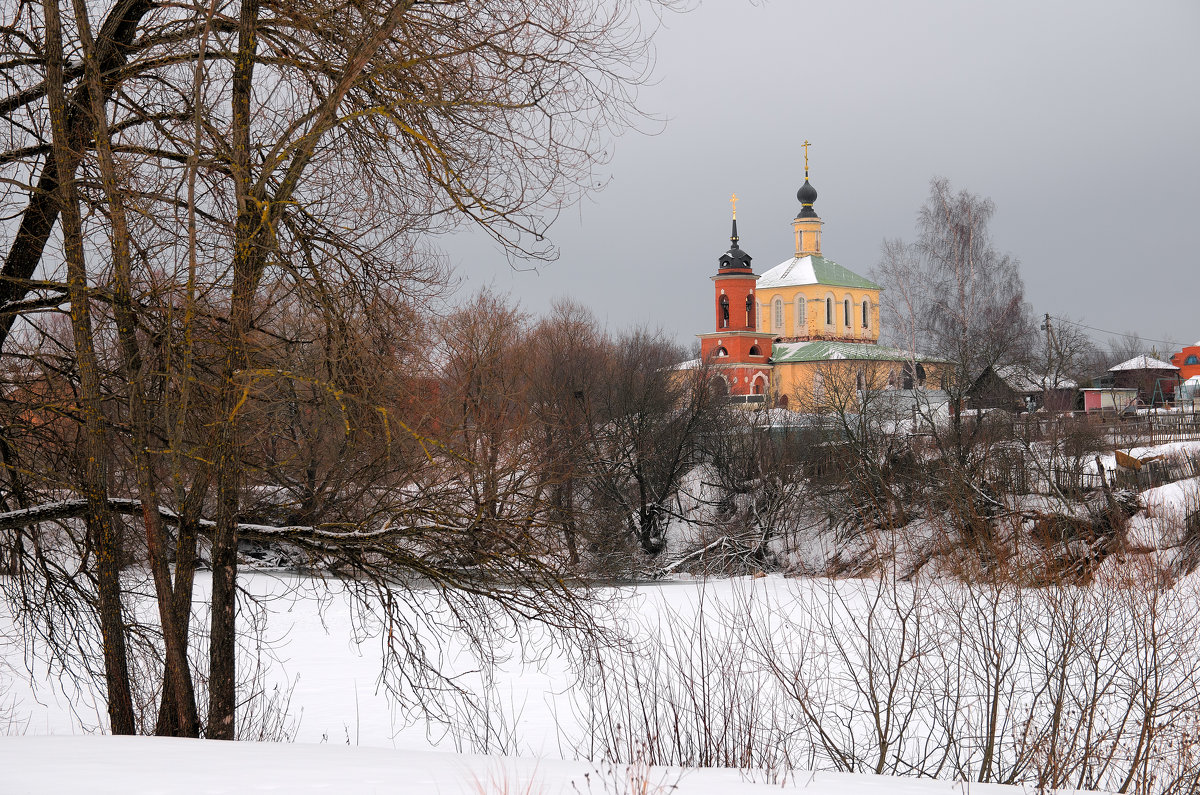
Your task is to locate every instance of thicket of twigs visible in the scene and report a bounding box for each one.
[556,566,1200,795]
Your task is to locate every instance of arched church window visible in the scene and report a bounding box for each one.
[719,295,729,328]
[794,296,806,334]
[749,345,761,356]
[843,295,851,328]
[862,297,870,329]
[745,294,754,327]
[825,296,834,326]
[773,298,783,332]
[715,346,728,357]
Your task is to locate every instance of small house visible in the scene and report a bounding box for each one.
[967,364,1078,413]
[1081,387,1139,415]
[1106,355,1180,407]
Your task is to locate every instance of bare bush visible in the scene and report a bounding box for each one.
[568,573,1200,794]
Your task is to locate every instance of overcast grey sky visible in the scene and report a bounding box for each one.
[444,0,1200,354]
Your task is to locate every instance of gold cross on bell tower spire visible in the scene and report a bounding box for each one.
[730,192,738,219]
[802,140,811,177]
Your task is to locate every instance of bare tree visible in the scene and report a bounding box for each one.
[0,0,673,738]
[877,177,1035,463]
[578,330,715,560]
[524,299,610,567]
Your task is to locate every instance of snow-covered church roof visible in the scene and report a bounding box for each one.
[1109,355,1179,372]
[771,340,932,364]
[757,254,880,291]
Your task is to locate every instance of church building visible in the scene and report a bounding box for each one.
[698,148,929,409]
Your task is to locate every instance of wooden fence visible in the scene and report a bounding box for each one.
[958,410,1200,448]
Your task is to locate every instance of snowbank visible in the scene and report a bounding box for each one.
[0,735,1101,794]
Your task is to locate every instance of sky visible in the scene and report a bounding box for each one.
[443,0,1200,355]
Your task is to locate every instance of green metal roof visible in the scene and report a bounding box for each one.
[811,255,881,290]
[757,254,882,291]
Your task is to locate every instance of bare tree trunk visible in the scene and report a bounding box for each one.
[154,0,220,738]
[208,0,415,736]
[68,0,200,738]
[41,0,135,735]
[207,0,263,741]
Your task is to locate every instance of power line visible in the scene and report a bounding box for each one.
[1049,315,1188,349]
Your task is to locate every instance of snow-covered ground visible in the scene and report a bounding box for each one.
[0,735,1071,794]
[8,570,1180,794]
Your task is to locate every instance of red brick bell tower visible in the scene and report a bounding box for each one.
[698,198,774,403]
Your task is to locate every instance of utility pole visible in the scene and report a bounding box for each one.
[1041,313,1058,400]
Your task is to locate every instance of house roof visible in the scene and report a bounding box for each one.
[1109,355,1179,372]
[993,364,1078,393]
[771,340,925,364]
[669,358,702,371]
[757,254,881,291]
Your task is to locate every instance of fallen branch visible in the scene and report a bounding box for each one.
[659,535,737,576]
[0,497,437,546]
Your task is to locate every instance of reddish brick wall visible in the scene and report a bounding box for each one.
[713,275,758,332]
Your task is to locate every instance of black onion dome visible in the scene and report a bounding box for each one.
[718,218,753,270]
[796,178,818,218]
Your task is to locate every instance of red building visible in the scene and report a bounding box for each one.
[697,217,774,403]
[1170,340,1200,381]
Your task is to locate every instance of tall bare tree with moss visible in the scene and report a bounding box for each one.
[1,0,671,738]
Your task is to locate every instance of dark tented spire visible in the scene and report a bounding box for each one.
[718,209,752,271]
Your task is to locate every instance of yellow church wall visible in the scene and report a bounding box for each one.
[769,360,884,409]
[769,358,945,411]
[756,284,881,342]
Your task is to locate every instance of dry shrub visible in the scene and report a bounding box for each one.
[569,572,1200,794]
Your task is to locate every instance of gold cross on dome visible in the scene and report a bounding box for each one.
[802,140,811,175]
[730,192,738,219]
